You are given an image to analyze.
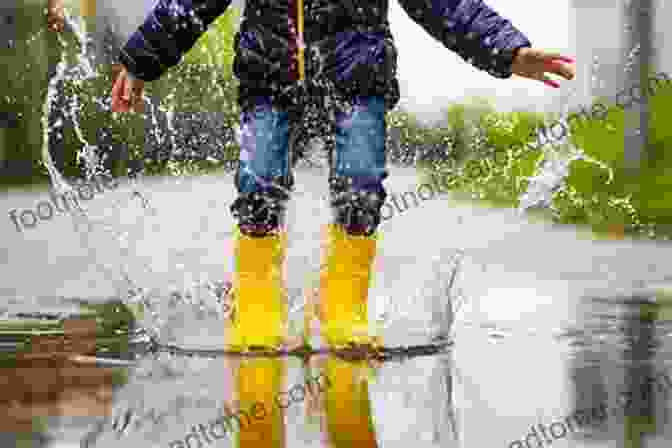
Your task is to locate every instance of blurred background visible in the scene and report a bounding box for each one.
[1,0,671,239]
[1,2,672,448]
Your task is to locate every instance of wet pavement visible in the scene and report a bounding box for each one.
[1,165,672,447]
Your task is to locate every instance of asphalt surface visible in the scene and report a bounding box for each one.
[1,165,672,447]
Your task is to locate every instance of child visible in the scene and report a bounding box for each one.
[111,0,575,351]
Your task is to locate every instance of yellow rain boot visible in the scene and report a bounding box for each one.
[319,224,379,348]
[228,228,288,351]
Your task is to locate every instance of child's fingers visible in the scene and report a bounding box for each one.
[132,96,145,113]
[111,75,122,101]
[542,78,560,88]
[544,58,575,80]
[122,76,131,102]
[541,52,574,64]
[546,54,575,64]
[111,79,124,112]
[555,56,575,64]
[111,76,130,113]
[551,63,575,80]
[131,82,146,112]
[532,72,560,88]
[111,79,122,112]
[526,71,560,88]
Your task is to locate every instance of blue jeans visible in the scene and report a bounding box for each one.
[233,96,389,236]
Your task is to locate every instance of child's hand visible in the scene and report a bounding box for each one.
[511,48,575,88]
[46,0,65,33]
[111,65,145,113]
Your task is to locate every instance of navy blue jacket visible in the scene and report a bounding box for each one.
[119,0,531,111]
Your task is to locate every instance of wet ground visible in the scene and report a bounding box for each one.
[1,165,672,447]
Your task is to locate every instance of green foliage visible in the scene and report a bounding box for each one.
[0,3,241,187]
[421,100,544,207]
[57,68,147,178]
[6,2,672,241]
[0,0,76,186]
[183,9,238,70]
[420,73,672,240]
[0,299,139,358]
[557,72,672,238]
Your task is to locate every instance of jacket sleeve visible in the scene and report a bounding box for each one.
[397,0,532,79]
[119,0,232,82]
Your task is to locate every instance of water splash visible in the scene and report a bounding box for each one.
[41,24,74,192]
[36,12,169,342]
[517,148,575,213]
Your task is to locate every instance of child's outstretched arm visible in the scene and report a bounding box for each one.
[397,0,574,85]
[118,0,233,83]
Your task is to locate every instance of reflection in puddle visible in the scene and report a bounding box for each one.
[2,285,672,447]
[0,315,125,447]
[0,317,458,447]
[565,287,672,446]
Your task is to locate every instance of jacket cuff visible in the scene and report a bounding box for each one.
[118,33,166,82]
[464,39,532,79]
[125,69,139,83]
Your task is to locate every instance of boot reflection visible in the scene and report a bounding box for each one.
[235,357,286,448]
[322,356,378,447]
